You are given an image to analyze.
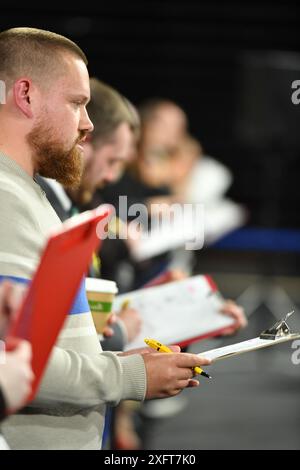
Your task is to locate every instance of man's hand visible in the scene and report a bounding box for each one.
[142,351,211,399]
[102,308,142,341]
[118,307,142,343]
[220,300,247,336]
[102,313,118,338]
[0,340,34,412]
[0,281,27,338]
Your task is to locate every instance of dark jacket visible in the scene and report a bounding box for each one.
[0,387,6,422]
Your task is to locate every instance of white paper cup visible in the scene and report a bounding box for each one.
[85,278,118,333]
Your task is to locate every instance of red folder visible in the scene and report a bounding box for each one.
[5,206,112,405]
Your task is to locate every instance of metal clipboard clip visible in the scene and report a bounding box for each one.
[260,311,295,340]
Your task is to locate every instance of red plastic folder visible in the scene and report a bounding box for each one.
[6,205,112,404]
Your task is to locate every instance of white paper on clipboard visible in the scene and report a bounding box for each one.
[199,333,300,362]
[113,275,235,350]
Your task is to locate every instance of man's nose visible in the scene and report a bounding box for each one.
[104,170,117,185]
[80,107,94,134]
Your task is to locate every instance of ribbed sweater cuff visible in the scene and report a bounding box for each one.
[118,354,147,402]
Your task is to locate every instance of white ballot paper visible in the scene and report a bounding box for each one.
[130,200,246,262]
[199,333,300,362]
[113,275,235,350]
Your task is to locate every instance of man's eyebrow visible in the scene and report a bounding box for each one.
[70,94,90,104]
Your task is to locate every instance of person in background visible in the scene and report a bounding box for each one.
[101,97,240,283]
[81,92,246,338]
[130,98,243,274]
[136,98,233,208]
[100,99,194,286]
[100,98,247,437]
[134,99,246,335]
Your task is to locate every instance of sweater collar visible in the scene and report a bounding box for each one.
[0,151,42,192]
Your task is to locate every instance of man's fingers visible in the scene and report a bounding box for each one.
[7,284,26,314]
[176,368,195,381]
[220,301,248,329]
[186,379,200,388]
[220,327,235,336]
[177,378,200,389]
[102,327,114,337]
[118,307,139,318]
[168,269,188,282]
[176,353,211,369]
[14,340,32,362]
[107,313,117,325]
[0,281,12,313]
[0,281,26,318]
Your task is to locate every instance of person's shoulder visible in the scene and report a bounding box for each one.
[0,181,31,207]
[0,182,37,228]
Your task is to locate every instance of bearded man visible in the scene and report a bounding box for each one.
[0,27,210,450]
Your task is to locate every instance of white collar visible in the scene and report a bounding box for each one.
[42,177,72,212]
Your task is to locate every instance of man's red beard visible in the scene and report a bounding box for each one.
[27,122,86,188]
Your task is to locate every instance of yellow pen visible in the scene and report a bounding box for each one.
[108,216,126,237]
[92,252,101,277]
[144,338,212,379]
[121,298,131,310]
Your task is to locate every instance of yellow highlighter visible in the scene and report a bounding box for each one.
[144,338,212,379]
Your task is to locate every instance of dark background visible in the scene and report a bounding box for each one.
[1,1,300,228]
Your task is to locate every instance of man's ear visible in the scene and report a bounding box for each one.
[13,78,34,118]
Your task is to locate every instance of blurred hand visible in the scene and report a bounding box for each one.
[167,269,188,282]
[0,340,34,412]
[118,307,142,343]
[102,313,118,338]
[0,281,27,338]
[220,300,247,336]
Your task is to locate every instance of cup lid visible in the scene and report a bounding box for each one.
[85,277,118,294]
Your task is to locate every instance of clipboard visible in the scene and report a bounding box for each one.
[113,275,236,350]
[199,311,300,362]
[5,205,112,403]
